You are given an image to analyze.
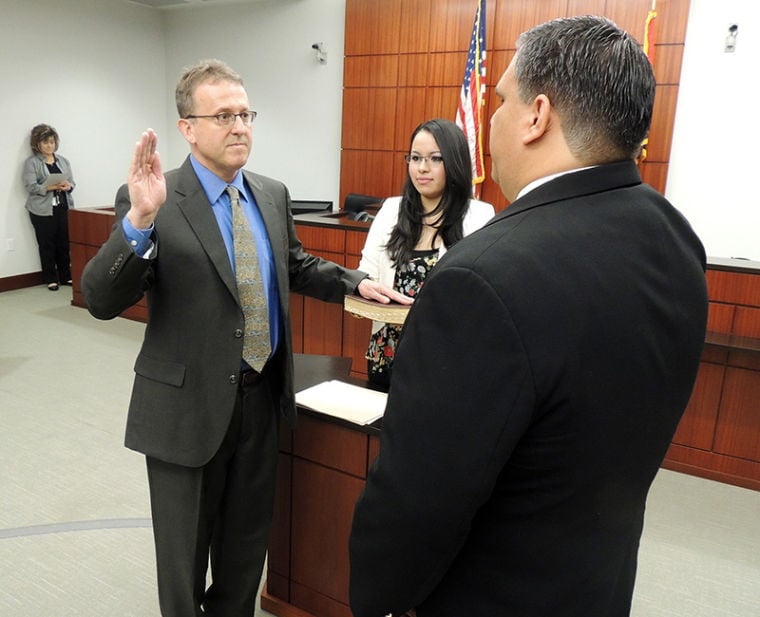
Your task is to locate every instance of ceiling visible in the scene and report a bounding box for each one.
[123,0,272,9]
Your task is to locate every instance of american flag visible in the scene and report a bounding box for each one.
[456,0,486,196]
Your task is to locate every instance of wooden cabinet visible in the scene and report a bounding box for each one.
[662,264,760,491]
[263,355,381,617]
[293,218,373,380]
[68,207,148,322]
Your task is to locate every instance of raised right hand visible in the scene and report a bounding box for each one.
[126,129,166,230]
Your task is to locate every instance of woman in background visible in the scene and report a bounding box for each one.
[23,123,76,291]
[358,118,494,389]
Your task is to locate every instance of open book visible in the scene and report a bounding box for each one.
[295,380,387,425]
[344,295,411,325]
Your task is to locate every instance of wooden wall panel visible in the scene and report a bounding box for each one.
[566,0,607,17]
[707,270,760,307]
[399,0,432,54]
[340,150,397,202]
[343,55,399,88]
[707,301,735,334]
[429,0,479,52]
[653,44,684,85]
[342,88,398,151]
[344,0,402,55]
[604,0,650,40]
[342,0,690,209]
[647,84,678,163]
[493,0,567,50]
[394,86,429,151]
[639,162,668,196]
[733,307,760,339]
[713,368,760,460]
[672,362,724,451]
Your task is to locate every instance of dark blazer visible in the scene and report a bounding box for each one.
[82,157,365,467]
[349,160,708,617]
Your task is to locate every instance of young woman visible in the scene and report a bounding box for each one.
[358,118,494,388]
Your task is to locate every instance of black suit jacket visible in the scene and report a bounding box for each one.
[82,157,365,467]
[349,160,708,617]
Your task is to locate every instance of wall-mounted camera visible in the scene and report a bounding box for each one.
[312,42,327,65]
[725,23,738,53]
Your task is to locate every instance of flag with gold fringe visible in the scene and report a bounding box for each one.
[640,0,657,164]
[455,0,486,197]
[643,0,657,64]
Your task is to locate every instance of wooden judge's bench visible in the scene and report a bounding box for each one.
[69,207,760,617]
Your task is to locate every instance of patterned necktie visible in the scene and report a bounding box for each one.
[228,185,271,372]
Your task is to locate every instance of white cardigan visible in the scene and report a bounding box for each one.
[358,196,495,333]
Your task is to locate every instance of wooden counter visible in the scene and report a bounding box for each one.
[662,259,760,491]
[264,353,381,617]
[68,207,760,491]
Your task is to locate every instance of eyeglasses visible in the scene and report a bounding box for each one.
[184,110,257,126]
[404,153,444,167]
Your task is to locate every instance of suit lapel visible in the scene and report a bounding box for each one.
[173,159,239,302]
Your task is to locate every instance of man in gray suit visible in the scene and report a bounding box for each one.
[349,16,708,617]
[82,59,408,617]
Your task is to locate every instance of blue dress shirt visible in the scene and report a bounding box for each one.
[122,155,281,363]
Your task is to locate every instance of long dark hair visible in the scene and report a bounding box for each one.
[386,118,473,267]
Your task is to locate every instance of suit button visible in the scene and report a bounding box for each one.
[229,374,238,384]
[234,329,243,338]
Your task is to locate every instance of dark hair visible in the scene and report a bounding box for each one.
[176,59,244,118]
[30,124,59,154]
[386,118,473,267]
[514,15,655,163]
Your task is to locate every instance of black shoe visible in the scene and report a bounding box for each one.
[47,283,59,291]
[61,280,73,286]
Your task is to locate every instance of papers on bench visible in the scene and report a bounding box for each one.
[295,380,387,425]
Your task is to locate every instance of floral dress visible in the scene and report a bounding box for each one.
[366,248,439,386]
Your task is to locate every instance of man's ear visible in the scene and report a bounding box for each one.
[177,118,195,144]
[523,94,552,145]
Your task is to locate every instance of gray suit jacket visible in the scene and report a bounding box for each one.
[23,153,76,215]
[82,157,364,467]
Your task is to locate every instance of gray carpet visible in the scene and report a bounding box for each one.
[1,286,758,616]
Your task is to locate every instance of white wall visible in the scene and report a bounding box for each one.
[666,0,760,260]
[0,0,345,280]
[0,0,167,279]
[162,0,346,204]
[2,0,756,279]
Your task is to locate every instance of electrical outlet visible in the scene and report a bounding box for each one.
[6,238,14,251]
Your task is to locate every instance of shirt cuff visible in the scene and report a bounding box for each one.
[121,217,155,258]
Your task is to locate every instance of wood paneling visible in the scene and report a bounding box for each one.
[707,270,760,308]
[671,362,724,450]
[344,0,402,55]
[342,0,689,205]
[707,301,735,334]
[343,55,399,88]
[398,0,433,53]
[652,44,684,85]
[339,150,397,206]
[713,368,760,461]
[291,458,365,606]
[341,88,397,151]
[647,84,679,163]
[493,0,566,50]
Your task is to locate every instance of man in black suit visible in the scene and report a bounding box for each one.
[349,16,708,617]
[82,59,408,617]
